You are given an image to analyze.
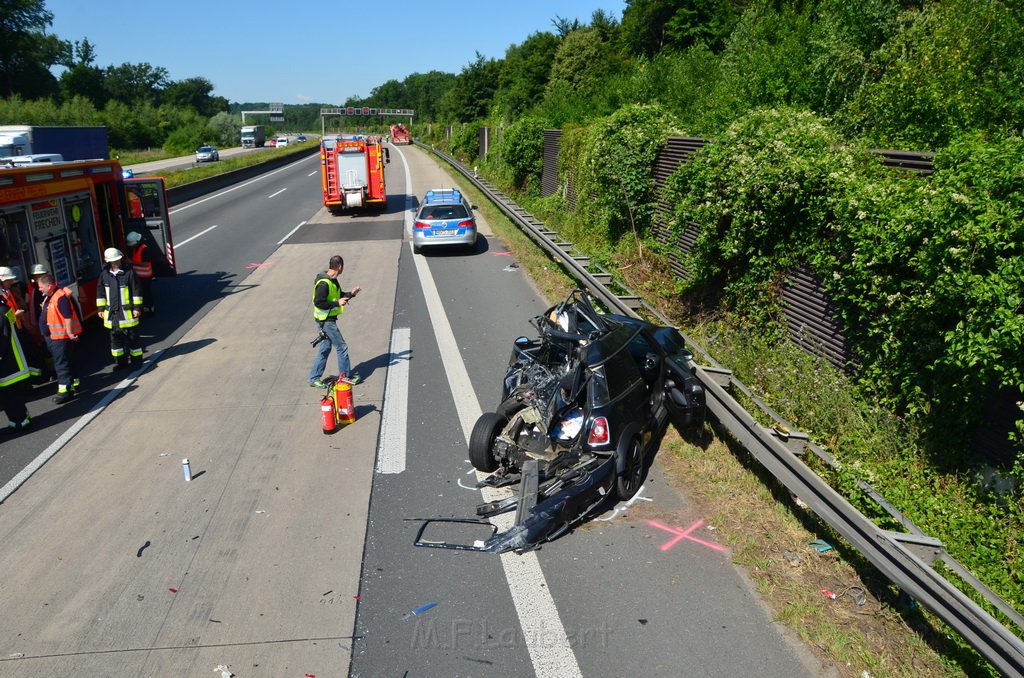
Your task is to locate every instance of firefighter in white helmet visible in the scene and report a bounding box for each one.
[95,247,144,369]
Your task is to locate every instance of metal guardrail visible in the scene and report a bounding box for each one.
[419,143,1024,676]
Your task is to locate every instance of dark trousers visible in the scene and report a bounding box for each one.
[110,326,143,361]
[139,277,155,311]
[1,379,29,424]
[44,335,78,390]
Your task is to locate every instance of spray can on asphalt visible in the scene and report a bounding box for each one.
[182,458,192,481]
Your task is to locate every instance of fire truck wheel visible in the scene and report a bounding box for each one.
[469,412,504,473]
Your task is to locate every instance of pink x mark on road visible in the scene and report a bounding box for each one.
[246,261,274,269]
[648,519,725,553]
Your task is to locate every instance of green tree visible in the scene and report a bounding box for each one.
[840,0,1024,148]
[103,62,168,106]
[494,31,559,121]
[206,111,241,147]
[439,53,499,122]
[621,0,747,56]
[0,0,69,99]
[163,76,227,117]
[544,28,615,100]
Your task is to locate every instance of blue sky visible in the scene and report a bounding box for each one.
[45,0,626,105]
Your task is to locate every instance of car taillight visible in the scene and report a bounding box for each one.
[414,220,430,229]
[458,219,475,229]
[587,417,610,446]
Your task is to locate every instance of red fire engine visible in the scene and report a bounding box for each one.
[0,158,176,319]
[320,135,390,214]
[389,124,410,145]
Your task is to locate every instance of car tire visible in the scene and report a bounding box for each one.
[615,434,644,501]
[469,412,504,473]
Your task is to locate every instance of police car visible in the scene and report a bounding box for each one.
[412,189,478,254]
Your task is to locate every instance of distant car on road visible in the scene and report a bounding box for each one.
[276,137,290,148]
[195,145,219,162]
[296,135,307,142]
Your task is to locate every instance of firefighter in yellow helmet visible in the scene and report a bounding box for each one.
[96,247,144,369]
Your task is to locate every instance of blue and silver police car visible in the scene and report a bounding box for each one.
[412,189,478,253]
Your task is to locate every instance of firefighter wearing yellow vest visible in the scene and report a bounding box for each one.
[38,274,83,404]
[1,294,32,432]
[308,255,362,388]
[96,247,144,369]
[1,266,44,380]
[126,231,155,313]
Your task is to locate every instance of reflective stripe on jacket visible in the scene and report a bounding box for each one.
[131,244,154,278]
[0,289,21,330]
[312,275,343,322]
[0,306,31,387]
[45,287,83,340]
[96,267,142,329]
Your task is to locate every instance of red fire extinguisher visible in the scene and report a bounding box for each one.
[334,380,357,426]
[321,395,336,434]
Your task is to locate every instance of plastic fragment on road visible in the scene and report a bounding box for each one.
[168,588,178,593]
[213,665,233,678]
[402,601,438,620]
[810,539,834,553]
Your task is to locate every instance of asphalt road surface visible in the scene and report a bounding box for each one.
[0,146,832,677]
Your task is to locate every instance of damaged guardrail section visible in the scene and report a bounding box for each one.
[421,143,1024,676]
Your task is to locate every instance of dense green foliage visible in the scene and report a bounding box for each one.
[665,108,1024,464]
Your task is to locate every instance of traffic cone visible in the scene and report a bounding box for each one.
[334,379,356,425]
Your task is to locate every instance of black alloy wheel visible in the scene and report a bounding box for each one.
[615,435,644,501]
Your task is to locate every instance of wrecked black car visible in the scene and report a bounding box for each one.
[414,289,706,554]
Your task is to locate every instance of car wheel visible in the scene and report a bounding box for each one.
[469,412,504,473]
[615,435,644,501]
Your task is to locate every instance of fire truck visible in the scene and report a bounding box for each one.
[389,124,410,145]
[320,135,390,214]
[0,158,176,319]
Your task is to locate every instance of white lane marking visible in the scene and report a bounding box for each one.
[376,328,410,474]
[0,351,163,503]
[307,171,318,177]
[411,244,582,678]
[173,224,218,249]
[267,188,287,199]
[388,144,416,237]
[169,154,317,214]
[277,220,306,245]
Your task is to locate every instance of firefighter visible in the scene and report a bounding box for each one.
[0,267,24,329]
[1,266,43,379]
[126,231,155,313]
[38,274,82,403]
[25,263,48,344]
[96,247,144,369]
[308,255,361,387]
[0,294,32,432]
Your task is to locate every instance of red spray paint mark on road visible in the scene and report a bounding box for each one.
[647,519,725,552]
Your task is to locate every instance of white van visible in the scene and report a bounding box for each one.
[7,153,63,165]
[276,137,289,148]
